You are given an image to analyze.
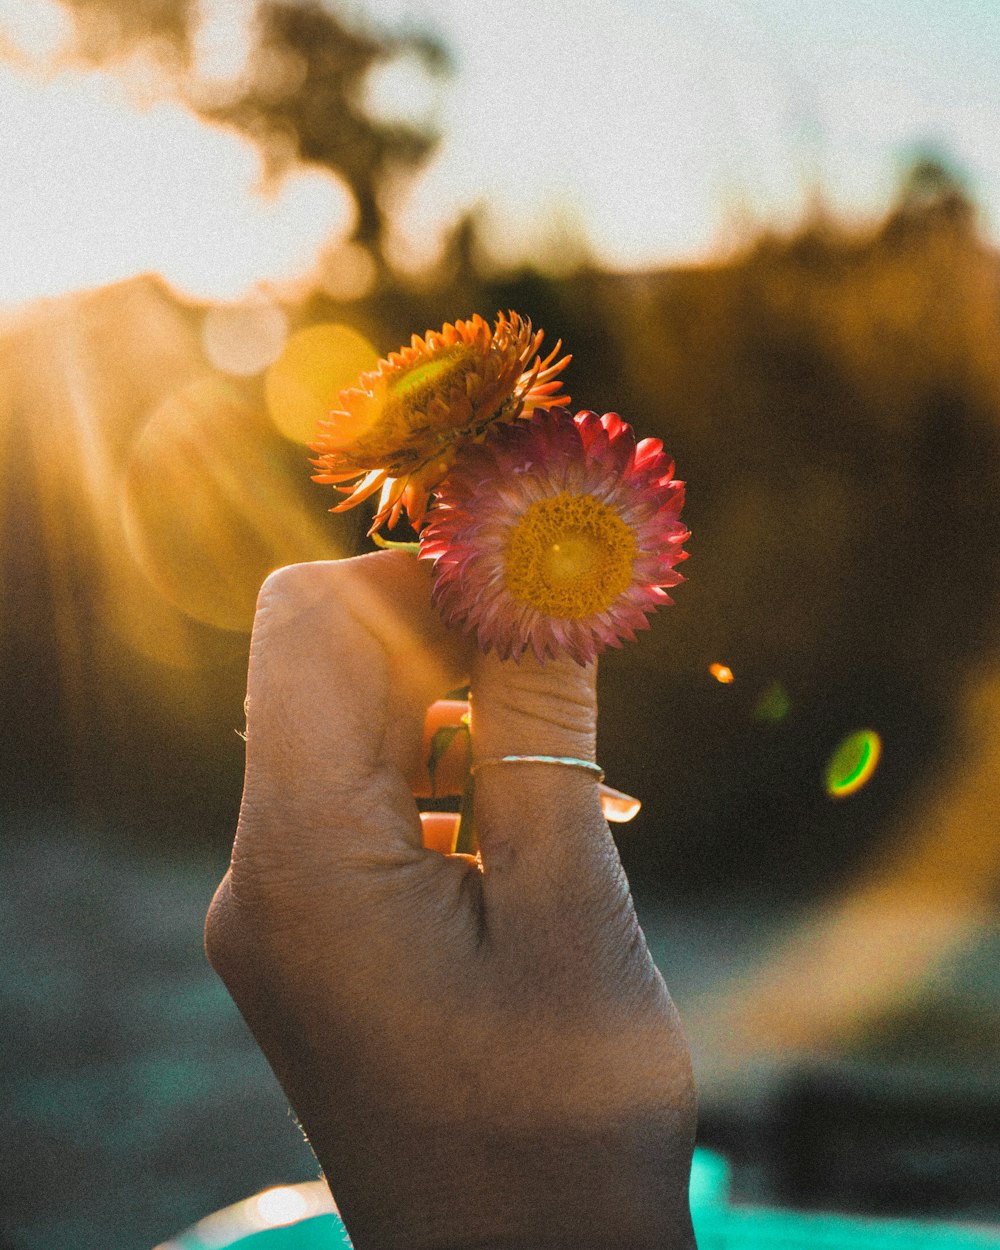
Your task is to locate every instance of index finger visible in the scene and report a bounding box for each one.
[235,552,473,880]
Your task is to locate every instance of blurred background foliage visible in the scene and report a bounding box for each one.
[2,1,999,1248]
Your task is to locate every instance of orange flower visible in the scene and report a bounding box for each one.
[310,311,570,531]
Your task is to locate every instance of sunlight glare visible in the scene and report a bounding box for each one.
[363,51,439,127]
[7,279,214,673]
[0,63,356,308]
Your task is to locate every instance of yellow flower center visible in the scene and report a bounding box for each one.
[503,492,636,619]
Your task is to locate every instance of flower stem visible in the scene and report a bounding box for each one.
[453,773,478,856]
[371,532,420,555]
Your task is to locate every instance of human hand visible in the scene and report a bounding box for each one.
[205,551,696,1250]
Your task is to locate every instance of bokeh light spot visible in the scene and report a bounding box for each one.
[317,241,377,302]
[254,1186,310,1228]
[709,662,734,684]
[99,565,203,671]
[825,729,882,799]
[191,0,254,86]
[754,681,791,723]
[362,51,439,127]
[201,299,288,377]
[122,377,339,631]
[264,322,378,445]
[0,0,69,60]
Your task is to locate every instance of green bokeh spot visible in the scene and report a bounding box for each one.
[825,728,881,798]
[753,681,791,723]
[389,349,463,399]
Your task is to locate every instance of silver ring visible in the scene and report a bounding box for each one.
[470,755,605,784]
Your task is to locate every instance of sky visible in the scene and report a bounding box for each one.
[2,0,1000,305]
[358,0,1000,269]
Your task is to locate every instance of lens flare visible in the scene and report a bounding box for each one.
[122,377,340,631]
[265,322,378,445]
[825,729,882,798]
[709,662,734,684]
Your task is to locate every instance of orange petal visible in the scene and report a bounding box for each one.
[329,468,387,512]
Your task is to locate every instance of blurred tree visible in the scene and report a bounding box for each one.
[883,154,976,238]
[201,2,448,267]
[51,0,449,271]
[55,0,197,61]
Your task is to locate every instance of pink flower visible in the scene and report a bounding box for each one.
[419,408,689,665]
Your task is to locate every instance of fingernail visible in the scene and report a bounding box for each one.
[599,783,642,823]
[420,811,460,853]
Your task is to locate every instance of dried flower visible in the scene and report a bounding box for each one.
[311,312,569,532]
[420,408,689,665]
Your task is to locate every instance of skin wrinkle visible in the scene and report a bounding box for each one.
[335,983,683,1126]
[228,762,397,924]
[480,856,653,1016]
[477,668,597,729]
[480,790,612,897]
[380,858,481,970]
[238,853,657,1123]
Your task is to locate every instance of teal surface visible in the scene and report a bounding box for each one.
[689,1152,1000,1250]
[171,1150,1000,1249]
[172,1217,352,1250]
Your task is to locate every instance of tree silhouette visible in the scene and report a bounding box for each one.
[202,1,447,264]
[50,0,449,269]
